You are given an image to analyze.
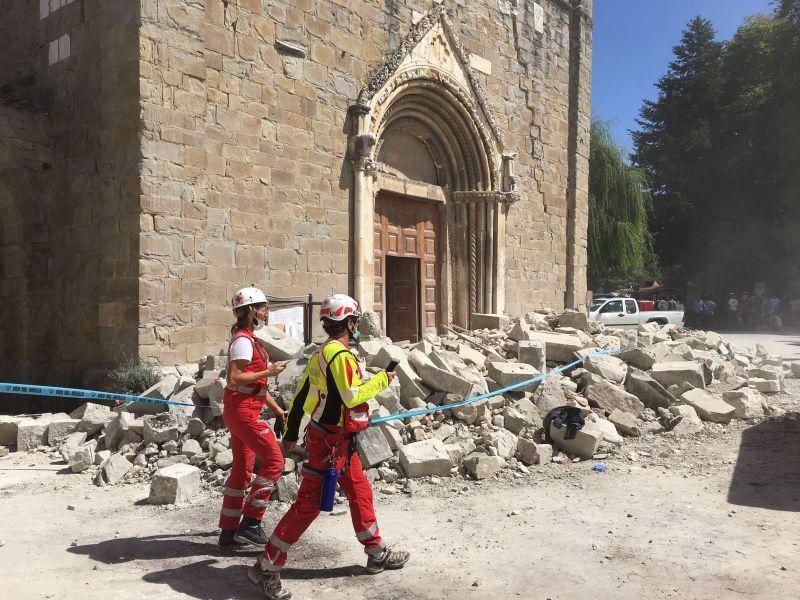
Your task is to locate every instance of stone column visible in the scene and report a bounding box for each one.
[348,109,376,309]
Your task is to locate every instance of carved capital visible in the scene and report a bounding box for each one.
[452,191,520,204]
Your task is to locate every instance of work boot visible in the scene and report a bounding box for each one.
[234,521,268,547]
[365,546,411,574]
[248,562,292,600]
[218,529,246,552]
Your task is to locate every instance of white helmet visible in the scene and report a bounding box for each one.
[231,287,268,312]
[320,293,362,321]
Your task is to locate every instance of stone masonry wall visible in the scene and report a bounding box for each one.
[138,0,592,364]
[0,0,141,386]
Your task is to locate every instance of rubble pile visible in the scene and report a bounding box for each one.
[1,311,796,503]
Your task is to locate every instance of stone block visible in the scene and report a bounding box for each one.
[194,374,217,399]
[624,370,676,410]
[457,344,486,369]
[361,341,396,368]
[274,473,299,502]
[583,354,628,385]
[617,347,656,371]
[0,416,24,446]
[94,450,111,466]
[508,320,534,341]
[149,463,201,504]
[549,423,602,459]
[45,417,80,447]
[582,416,623,446]
[557,309,589,332]
[59,431,88,462]
[651,362,706,390]
[790,361,800,378]
[358,311,384,339]
[582,373,645,416]
[357,427,394,468]
[746,366,783,382]
[214,448,233,468]
[103,412,136,450]
[444,438,476,465]
[669,405,703,435]
[253,326,304,360]
[181,439,203,457]
[749,378,780,393]
[103,453,133,484]
[516,438,552,465]
[680,389,735,424]
[722,389,766,420]
[608,409,641,437]
[470,313,509,330]
[525,332,584,363]
[532,376,568,414]
[143,413,181,445]
[75,403,115,435]
[483,428,518,459]
[380,424,403,451]
[463,453,505,479]
[502,406,535,435]
[16,419,48,451]
[486,361,541,393]
[518,340,546,372]
[374,379,403,414]
[398,438,452,478]
[69,444,96,473]
[410,350,472,398]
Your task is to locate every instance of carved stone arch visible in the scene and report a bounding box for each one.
[349,2,519,332]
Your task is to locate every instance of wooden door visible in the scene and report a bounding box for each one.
[385,256,420,342]
[374,192,439,338]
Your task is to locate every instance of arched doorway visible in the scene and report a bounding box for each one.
[348,5,518,340]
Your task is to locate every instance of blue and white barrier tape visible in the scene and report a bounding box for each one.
[0,382,203,408]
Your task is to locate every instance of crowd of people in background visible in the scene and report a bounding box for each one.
[686,292,800,332]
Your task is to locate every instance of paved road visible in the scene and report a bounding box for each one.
[718,331,800,362]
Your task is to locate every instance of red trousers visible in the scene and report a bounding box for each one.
[260,424,385,571]
[218,393,284,531]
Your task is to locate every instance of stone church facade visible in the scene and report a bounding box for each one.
[0,0,592,386]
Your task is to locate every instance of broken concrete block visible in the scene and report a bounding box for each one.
[582,373,644,416]
[669,404,703,435]
[75,403,115,435]
[525,332,584,363]
[374,379,403,414]
[549,423,602,459]
[149,463,201,504]
[748,378,780,393]
[624,370,676,410]
[194,374,217,399]
[790,361,800,378]
[214,448,233,469]
[680,389,735,424]
[583,354,628,385]
[487,361,541,393]
[143,413,181,445]
[69,444,96,473]
[470,313,509,330]
[532,376,568,414]
[557,309,589,332]
[516,438,552,465]
[94,449,111,465]
[396,361,431,407]
[103,453,133,484]
[746,366,784,382]
[373,345,407,370]
[357,427,394,468]
[463,453,505,479]
[357,339,391,367]
[380,424,403,451]
[45,417,80,447]
[444,438,477,466]
[16,419,48,451]
[253,326,304,361]
[722,389,766,420]
[651,362,706,390]
[399,438,452,478]
[357,311,384,339]
[0,415,24,446]
[410,350,472,398]
[508,319,534,342]
[608,409,641,437]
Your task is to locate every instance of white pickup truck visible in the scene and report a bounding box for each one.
[588,297,685,328]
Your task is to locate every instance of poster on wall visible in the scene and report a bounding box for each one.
[269,305,305,342]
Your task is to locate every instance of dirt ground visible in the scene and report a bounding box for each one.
[2,390,799,600]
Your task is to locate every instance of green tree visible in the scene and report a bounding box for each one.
[588,121,656,290]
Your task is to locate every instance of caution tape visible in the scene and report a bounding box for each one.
[368,347,620,426]
[0,382,205,408]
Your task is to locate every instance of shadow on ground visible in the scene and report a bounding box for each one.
[728,413,800,512]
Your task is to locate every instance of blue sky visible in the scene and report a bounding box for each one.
[592,0,775,154]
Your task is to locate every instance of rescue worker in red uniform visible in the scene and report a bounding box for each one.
[247,294,410,600]
[218,287,287,550]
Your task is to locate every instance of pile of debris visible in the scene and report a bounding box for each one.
[1,310,797,505]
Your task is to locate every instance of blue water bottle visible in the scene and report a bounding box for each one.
[320,465,338,512]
